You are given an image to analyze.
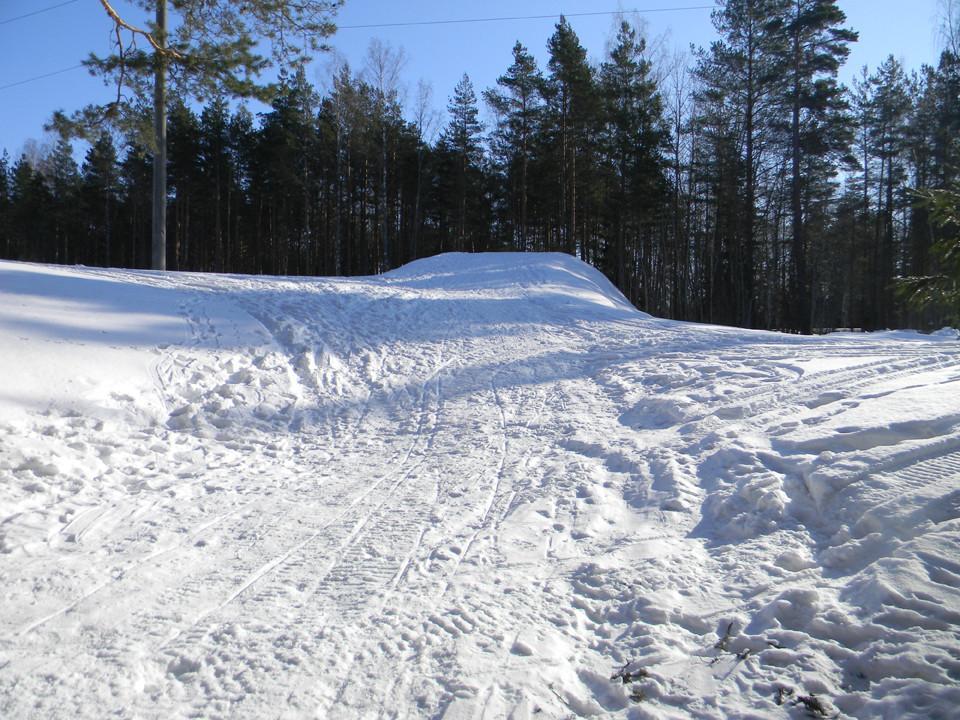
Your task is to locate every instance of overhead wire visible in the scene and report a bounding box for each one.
[0,64,85,92]
[0,4,714,92]
[0,1,85,92]
[337,6,713,30]
[0,0,80,26]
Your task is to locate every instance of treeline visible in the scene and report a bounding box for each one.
[1,0,958,332]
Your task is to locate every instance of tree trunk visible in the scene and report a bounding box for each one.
[520,132,528,251]
[790,28,808,333]
[569,137,577,257]
[152,0,167,271]
[743,16,756,328]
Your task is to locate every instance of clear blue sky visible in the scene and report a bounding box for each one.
[0,0,945,159]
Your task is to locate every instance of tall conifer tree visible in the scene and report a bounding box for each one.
[545,17,596,257]
[485,43,544,252]
[599,21,668,303]
[781,0,857,332]
[438,74,484,252]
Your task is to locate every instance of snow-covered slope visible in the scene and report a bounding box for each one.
[1,253,959,719]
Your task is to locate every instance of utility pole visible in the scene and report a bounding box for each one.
[152,0,167,270]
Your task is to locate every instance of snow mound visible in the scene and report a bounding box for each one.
[1,253,959,719]
[384,251,644,317]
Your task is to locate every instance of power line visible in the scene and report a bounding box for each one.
[0,64,84,92]
[0,5,714,92]
[0,0,79,26]
[337,5,713,30]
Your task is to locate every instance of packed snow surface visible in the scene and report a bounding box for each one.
[1,253,959,719]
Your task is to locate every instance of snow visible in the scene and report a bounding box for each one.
[1,252,959,719]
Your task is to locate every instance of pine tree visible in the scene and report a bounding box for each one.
[781,0,857,332]
[364,40,406,271]
[410,80,438,261]
[905,65,938,282]
[319,65,356,275]
[695,0,788,326]
[868,56,912,326]
[53,0,341,270]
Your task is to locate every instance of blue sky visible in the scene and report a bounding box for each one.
[0,0,945,159]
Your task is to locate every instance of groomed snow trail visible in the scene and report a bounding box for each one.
[1,253,959,719]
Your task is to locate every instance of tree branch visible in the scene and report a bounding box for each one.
[97,0,183,59]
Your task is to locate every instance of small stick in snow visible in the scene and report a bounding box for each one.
[714,621,735,651]
[792,693,832,717]
[546,682,574,713]
[610,660,649,684]
[775,686,795,705]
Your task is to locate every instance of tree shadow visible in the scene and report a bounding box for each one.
[0,264,186,347]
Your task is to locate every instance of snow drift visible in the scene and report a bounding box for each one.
[1,252,959,719]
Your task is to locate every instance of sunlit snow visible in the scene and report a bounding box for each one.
[1,253,958,718]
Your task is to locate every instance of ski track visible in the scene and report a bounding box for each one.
[2,254,960,719]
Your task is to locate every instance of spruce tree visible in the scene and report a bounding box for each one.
[484,42,544,251]
[167,102,202,269]
[198,98,232,272]
[254,68,319,274]
[81,133,121,267]
[898,186,960,323]
[10,157,54,263]
[438,74,484,252]
[931,52,960,189]
[599,21,668,304]
[49,138,82,265]
[118,145,153,268]
[0,152,11,260]
[545,17,596,257]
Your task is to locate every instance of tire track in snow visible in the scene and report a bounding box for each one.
[290,342,454,621]
[314,323,561,714]
[712,351,955,423]
[158,306,473,715]
[154,346,456,714]
[436,372,534,599]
